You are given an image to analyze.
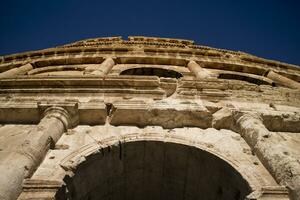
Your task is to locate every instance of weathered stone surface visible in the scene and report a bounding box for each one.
[234,113,300,200]
[0,36,299,200]
[0,63,33,78]
[110,99,211,128]
[84,57,115,75]
[266,70,300,89]
[0,107,72,200]
[187,60,213,79]
[18,125,280,200]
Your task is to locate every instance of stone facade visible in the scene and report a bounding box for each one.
[0,36,299,200]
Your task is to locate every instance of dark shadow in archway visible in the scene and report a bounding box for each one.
[218,73,273,86]
[120,68,183,79]
[57,141,251,200]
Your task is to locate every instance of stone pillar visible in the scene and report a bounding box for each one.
[0,63,33,78]
[234,113,300,200]
[187,60,212,79]
[266,70,300,89]
[0,107,71,200]
[84,57,115,75]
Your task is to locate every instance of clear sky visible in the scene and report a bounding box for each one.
[0,0,299,65]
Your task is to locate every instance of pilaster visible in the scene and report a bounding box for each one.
[0,63,33,78]
[84,57,115,75]
[234,112,300,200]
[0,104,77,200]
[187,60,212,79]
[265,70,300,89]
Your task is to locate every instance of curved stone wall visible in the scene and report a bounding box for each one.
[0,36,299,200]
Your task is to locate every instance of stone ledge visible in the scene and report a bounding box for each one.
[0,99,299,132]
[110,100,212,129]
[0,101,106,125]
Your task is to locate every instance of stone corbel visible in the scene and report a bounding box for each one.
[84,57,115,76]
[0,63,33,78]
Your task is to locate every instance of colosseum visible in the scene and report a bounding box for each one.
[0,36,299,200]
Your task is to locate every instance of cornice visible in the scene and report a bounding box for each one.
[0,36,299,74]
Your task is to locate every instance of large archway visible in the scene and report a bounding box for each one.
[57,141,251,200]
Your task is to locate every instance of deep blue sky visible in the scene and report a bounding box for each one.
[1,0,299,65]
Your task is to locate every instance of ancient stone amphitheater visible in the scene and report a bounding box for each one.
[0,36,299,200]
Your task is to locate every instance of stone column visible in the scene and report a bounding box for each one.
[0,63,33,78]
[187,60,212,79]
[84,57,115,75]
[266,70,300,89]
[0,107,71,200]
[234,113,300,200]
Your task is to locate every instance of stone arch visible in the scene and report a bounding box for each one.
[120,67,183,79]
[27,65,85,76]
[218,73,274,86]
[56,133,263,200]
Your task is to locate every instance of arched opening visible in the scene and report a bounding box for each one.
[57,141,251,200]
[120,67,183,79]
[28,66,85,76]
[218,73,274,86]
